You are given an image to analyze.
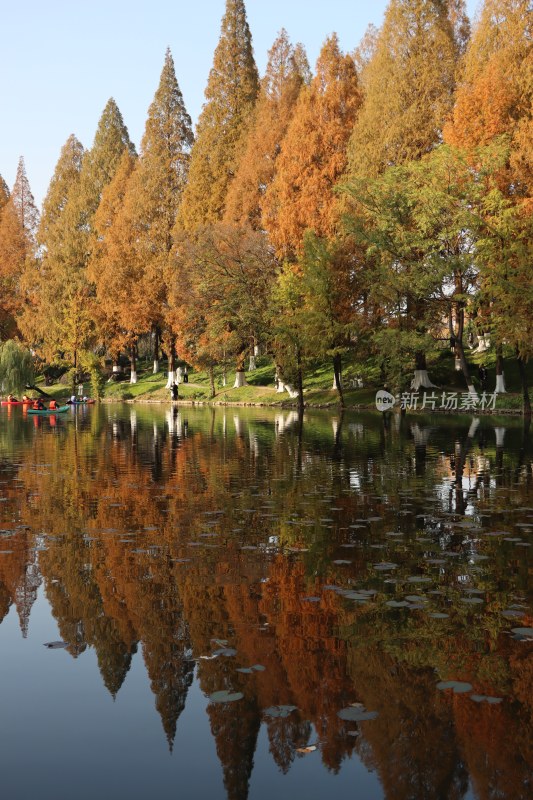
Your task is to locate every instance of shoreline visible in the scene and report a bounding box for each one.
[99,397,528,417]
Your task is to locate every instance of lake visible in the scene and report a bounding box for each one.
[0,403,531,800]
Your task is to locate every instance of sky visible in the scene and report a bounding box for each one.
[1,0,480,209]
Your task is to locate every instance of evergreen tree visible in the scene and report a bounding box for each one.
[264,34,361,259]
[224,29,309,229]
[347,0,470,178]
[177,0,259,230]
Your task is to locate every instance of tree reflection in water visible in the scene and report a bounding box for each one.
[0,405,531,799]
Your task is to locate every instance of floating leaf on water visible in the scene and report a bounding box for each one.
[385,600,410,608]
[302,596,320,602]
[347,730,361,737]
[374,562,398,570]
[236,667,253,674]
[251,664,265,672]
[405,595,427,602]
[343,592,369,601]
[407,576,431,583]
[426,559,446,565]
[436,681,473,693]
[213,647,237,657]
[212,638,228,647]
[501,610,524,619]
[511,627,533,640]
[44,641,68,649]
[264,705,297,718]
[209,690,243,704]
[470,694,503,704]
[429,613,449,619]
[333,559,352,565]
[338,707,379,722]
[460,598,484,605]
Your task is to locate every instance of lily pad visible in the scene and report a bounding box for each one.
[429,613,449,619]
[213,647,237,657]
[44,641,68,649]
[436,680,473,693]
[511,627,533,640]
[209,690,243,703]
[263,705,297,718]
[338,707,379,722]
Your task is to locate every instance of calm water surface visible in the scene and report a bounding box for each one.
[0,404,531,800]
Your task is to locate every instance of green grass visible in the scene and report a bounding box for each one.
[29,345,532,414]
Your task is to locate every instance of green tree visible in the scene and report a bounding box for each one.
[177,0,259,230]
[347,0,469,179]
[0,339,35,393]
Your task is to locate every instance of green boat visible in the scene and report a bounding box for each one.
[27,405,70,415]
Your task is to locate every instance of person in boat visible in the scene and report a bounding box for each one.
[70,395,76,404]
[49,399,58,410]
[22,394,29,403]
[7,394,17,403]
[32,398,45,410]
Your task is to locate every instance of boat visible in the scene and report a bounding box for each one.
[67,399,96,405]
[1,400,34,406]
[27,405,70,415]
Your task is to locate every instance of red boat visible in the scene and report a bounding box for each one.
[1,400,34,406]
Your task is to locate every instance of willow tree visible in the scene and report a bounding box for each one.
[347,0,469,179]
[119,48,194,384]
[264,34,362,260]
[0,339,35,394]
[177,0,259,230]
[18,135,84,361]
[444,0,532,390]
[0,158,39,340]
[224,29,309,230]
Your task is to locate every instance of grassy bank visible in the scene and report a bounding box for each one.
[35,348,532,415]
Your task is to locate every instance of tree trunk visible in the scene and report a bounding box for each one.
[233,370,247,388]
[495,344,506,393]
[153,326,160,374]
[411,351,437,390]
[452,304,477,398]
[209,366,215,399]
[333,354,345,408]
[166,340,176,389]
[517,351,531,417]
[130,346,138,384]
[296,348,304,414]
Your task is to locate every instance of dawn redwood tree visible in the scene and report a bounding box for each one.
[50,99,134,370]
[264,34,361,260]
[89,150,139,379]
[444,0,532,390]
[347,0,470,179]
[0,158,39,340]
[121,48,194,385]
[177,0,259,230]
[0,175,9,214]
[18,135,84,361]
[224,29,309,230]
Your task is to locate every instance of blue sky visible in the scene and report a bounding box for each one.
[1,0,480,208]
